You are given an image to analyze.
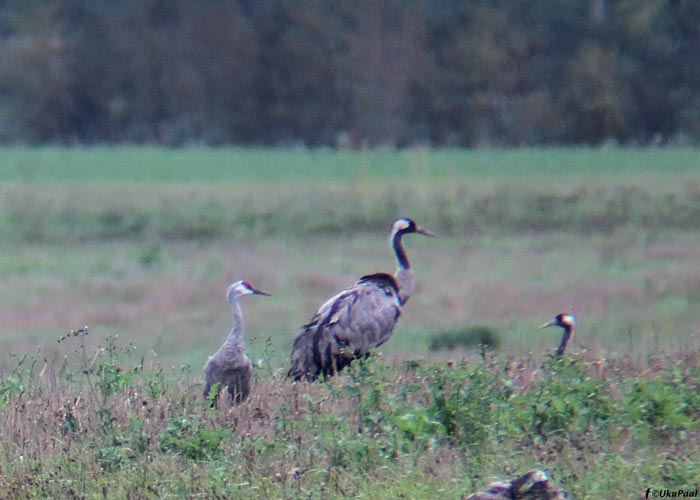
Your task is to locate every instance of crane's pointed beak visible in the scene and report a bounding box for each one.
[416,227,435,237]
[252,288,271,296]
[540,319,557,329]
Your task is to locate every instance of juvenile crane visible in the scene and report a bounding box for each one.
[288,217,433,381]
[540,313,576,357]
[203,280,270,406]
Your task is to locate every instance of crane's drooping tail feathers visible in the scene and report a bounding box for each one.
[289,217,431,381]
[288,326,317,381]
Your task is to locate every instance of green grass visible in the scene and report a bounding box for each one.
[3,229,700,371]
[3,173,700,245]
[2,146,700,246]
[0,146,698,185]
[2,145,700,497]
[1,155,700,365]
[2,336,700,499]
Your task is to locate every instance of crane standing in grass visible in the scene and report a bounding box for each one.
[540,313,576,357]
[288,217,434,381]
[203,280,270,406]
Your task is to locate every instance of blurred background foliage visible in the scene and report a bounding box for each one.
[0,0,698,147]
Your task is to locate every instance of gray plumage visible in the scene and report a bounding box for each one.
[465,469,568,500]
[288,217,433,381]
[203,280,270,406]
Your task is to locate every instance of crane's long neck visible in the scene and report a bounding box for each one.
[555,325,573,357]
[392,230,414,305]
[225,299,245,350]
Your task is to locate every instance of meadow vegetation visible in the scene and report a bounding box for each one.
[1,146,700,498]
[2,332,699,498]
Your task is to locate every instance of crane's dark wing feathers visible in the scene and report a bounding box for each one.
[357,272,399,291]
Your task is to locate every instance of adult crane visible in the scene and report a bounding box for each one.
[288,217,433,381]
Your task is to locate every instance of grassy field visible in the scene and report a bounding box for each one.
[1,146,698,184]
[1,146,700,498]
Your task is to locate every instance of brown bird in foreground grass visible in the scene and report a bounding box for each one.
[464,469,568,500]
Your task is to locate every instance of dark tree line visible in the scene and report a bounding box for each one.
[0,0,699,147]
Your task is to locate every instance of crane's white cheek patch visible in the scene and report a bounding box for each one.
[393,219,410,232]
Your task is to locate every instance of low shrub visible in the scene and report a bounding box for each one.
[429,326,501,351]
